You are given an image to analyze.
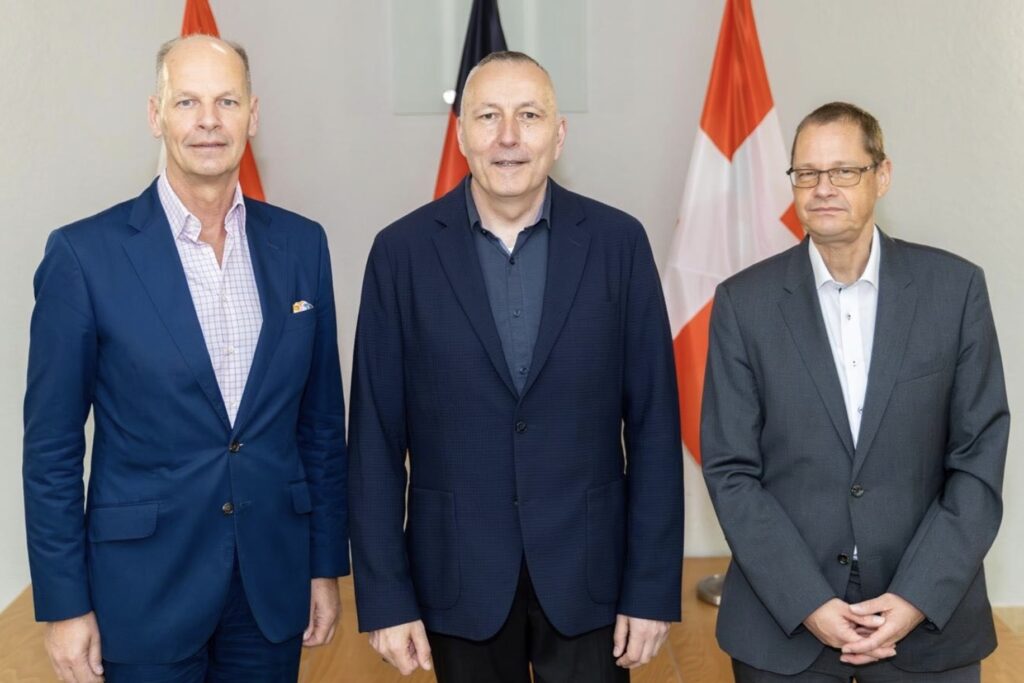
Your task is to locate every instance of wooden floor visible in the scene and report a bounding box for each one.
[1,557,1021,682]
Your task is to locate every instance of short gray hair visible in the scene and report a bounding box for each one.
[155,35,252,99]
[460,50,553,118]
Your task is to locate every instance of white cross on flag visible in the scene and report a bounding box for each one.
[662,0,803,463]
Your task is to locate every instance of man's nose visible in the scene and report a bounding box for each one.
[196,102,221,130]
[497,118,520,146]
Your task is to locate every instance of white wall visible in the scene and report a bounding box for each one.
[1,1,1020,612]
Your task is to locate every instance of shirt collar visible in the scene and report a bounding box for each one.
[464,176,552,234]
[157,173,246,244]
[809,225,881,290]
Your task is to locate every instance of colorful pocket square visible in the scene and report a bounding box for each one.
[292,300,314,313]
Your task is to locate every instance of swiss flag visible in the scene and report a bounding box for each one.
[177,0,266,200]
[662,0,802,463]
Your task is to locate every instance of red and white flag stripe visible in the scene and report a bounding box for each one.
[663,0,802,464]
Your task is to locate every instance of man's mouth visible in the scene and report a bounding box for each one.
[493,159,527,167]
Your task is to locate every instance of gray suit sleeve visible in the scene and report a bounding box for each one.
[886,268,1009,630]
[701,283,837,635]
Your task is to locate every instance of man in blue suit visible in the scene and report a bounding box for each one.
[349,51,684,681]
[23,35,347,682]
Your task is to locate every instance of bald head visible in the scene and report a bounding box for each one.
[155,35,252,104]
[460,51,558,120]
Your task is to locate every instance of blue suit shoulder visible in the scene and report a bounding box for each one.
[892,236,983,281]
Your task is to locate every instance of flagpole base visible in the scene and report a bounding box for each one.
[697,573,724,607]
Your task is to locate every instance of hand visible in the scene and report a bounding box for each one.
[44,611,104,683]
[803,598,893,665]
[612,615,670,669]
[369,620,433,676]
[841,593,925,664]
[303,577,341,647]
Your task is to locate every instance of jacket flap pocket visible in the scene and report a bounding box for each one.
[88,502,159,542]
[291,480,313,514]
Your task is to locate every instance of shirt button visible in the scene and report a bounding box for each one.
[850,484,865,498]
[515,420,527,433]
[851,360,857,367]
[846,313,852,321]
[837,553,850,566]
[222,502,235,516]
[518,366,528,375]
[513,309,522,318]
[226,345,236,355]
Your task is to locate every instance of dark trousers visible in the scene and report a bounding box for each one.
[732,565,980,683]
[427,563,629,683]
[103,558,303,683]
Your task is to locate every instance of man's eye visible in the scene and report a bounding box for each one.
[521,112,539,119]
[479,112,497,120]
[795,171,818,181]
[176,99,195,108]
[833,168,858,180]
[220,99,238,107]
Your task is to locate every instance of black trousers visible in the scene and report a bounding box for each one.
[732,565,980,683]
[427,563,629,683]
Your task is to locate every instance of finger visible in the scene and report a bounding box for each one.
[840,652,880,665]
[849,597,889,615]
[623,628,646,667]
[88,633,104,676]
[411,625,433,671]
[846,611,885,628]
[638,634,658,666]
[324,622,338,645]
[612,615,629,657]
[842,623,897,655]
[71,658,100,683]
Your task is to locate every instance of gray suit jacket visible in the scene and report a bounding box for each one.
[701,232,1009,675]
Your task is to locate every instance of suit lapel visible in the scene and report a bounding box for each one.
[851,233,916,479]
[232,201,289,435]
[122,181,231,431]
[778,239,855,458]
[432,190,518,397]
[520,183,589,398]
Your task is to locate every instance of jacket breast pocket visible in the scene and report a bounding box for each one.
[586,478,626,603]
[406,487,460,609]
[283,308,317,332]
[88,502,159,542]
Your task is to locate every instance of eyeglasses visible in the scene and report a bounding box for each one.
[786,164,877,188]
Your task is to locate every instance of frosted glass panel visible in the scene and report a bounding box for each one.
[392,0,587,114]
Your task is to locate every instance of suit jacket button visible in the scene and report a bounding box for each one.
[515,421,527,433]
[850,484,865,497]
[837,553,850,565]
[222,502,235,516]
[229,441,242,453]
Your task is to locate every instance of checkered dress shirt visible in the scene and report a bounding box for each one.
[157,174,263,426]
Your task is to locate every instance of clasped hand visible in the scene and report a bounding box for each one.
[803,593,924,665]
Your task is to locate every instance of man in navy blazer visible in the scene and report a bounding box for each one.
[349,51,684,681]
[23,36,347,681]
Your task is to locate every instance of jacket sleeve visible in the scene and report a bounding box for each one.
[348,234,421,631]
[296,225,350,578]
[701,283,838,635]
[617,226,685,622]
[886,267,1009,629]
[23,229,96,622]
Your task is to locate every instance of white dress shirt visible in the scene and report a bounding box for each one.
[157,174,263,426]
[808,227,881,447]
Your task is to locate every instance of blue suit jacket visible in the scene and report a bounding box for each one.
[349,181,684,639]
[23,180,349,663]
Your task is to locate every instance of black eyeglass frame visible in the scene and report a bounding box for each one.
[785,164,878,188]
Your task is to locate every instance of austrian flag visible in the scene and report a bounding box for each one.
[662,0,802,463]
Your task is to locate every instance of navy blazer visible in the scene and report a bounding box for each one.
[23,180,348,663]
[702,234,1009,674]
[349,181,684,639]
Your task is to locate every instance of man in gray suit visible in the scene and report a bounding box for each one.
[701,102,1009,682]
